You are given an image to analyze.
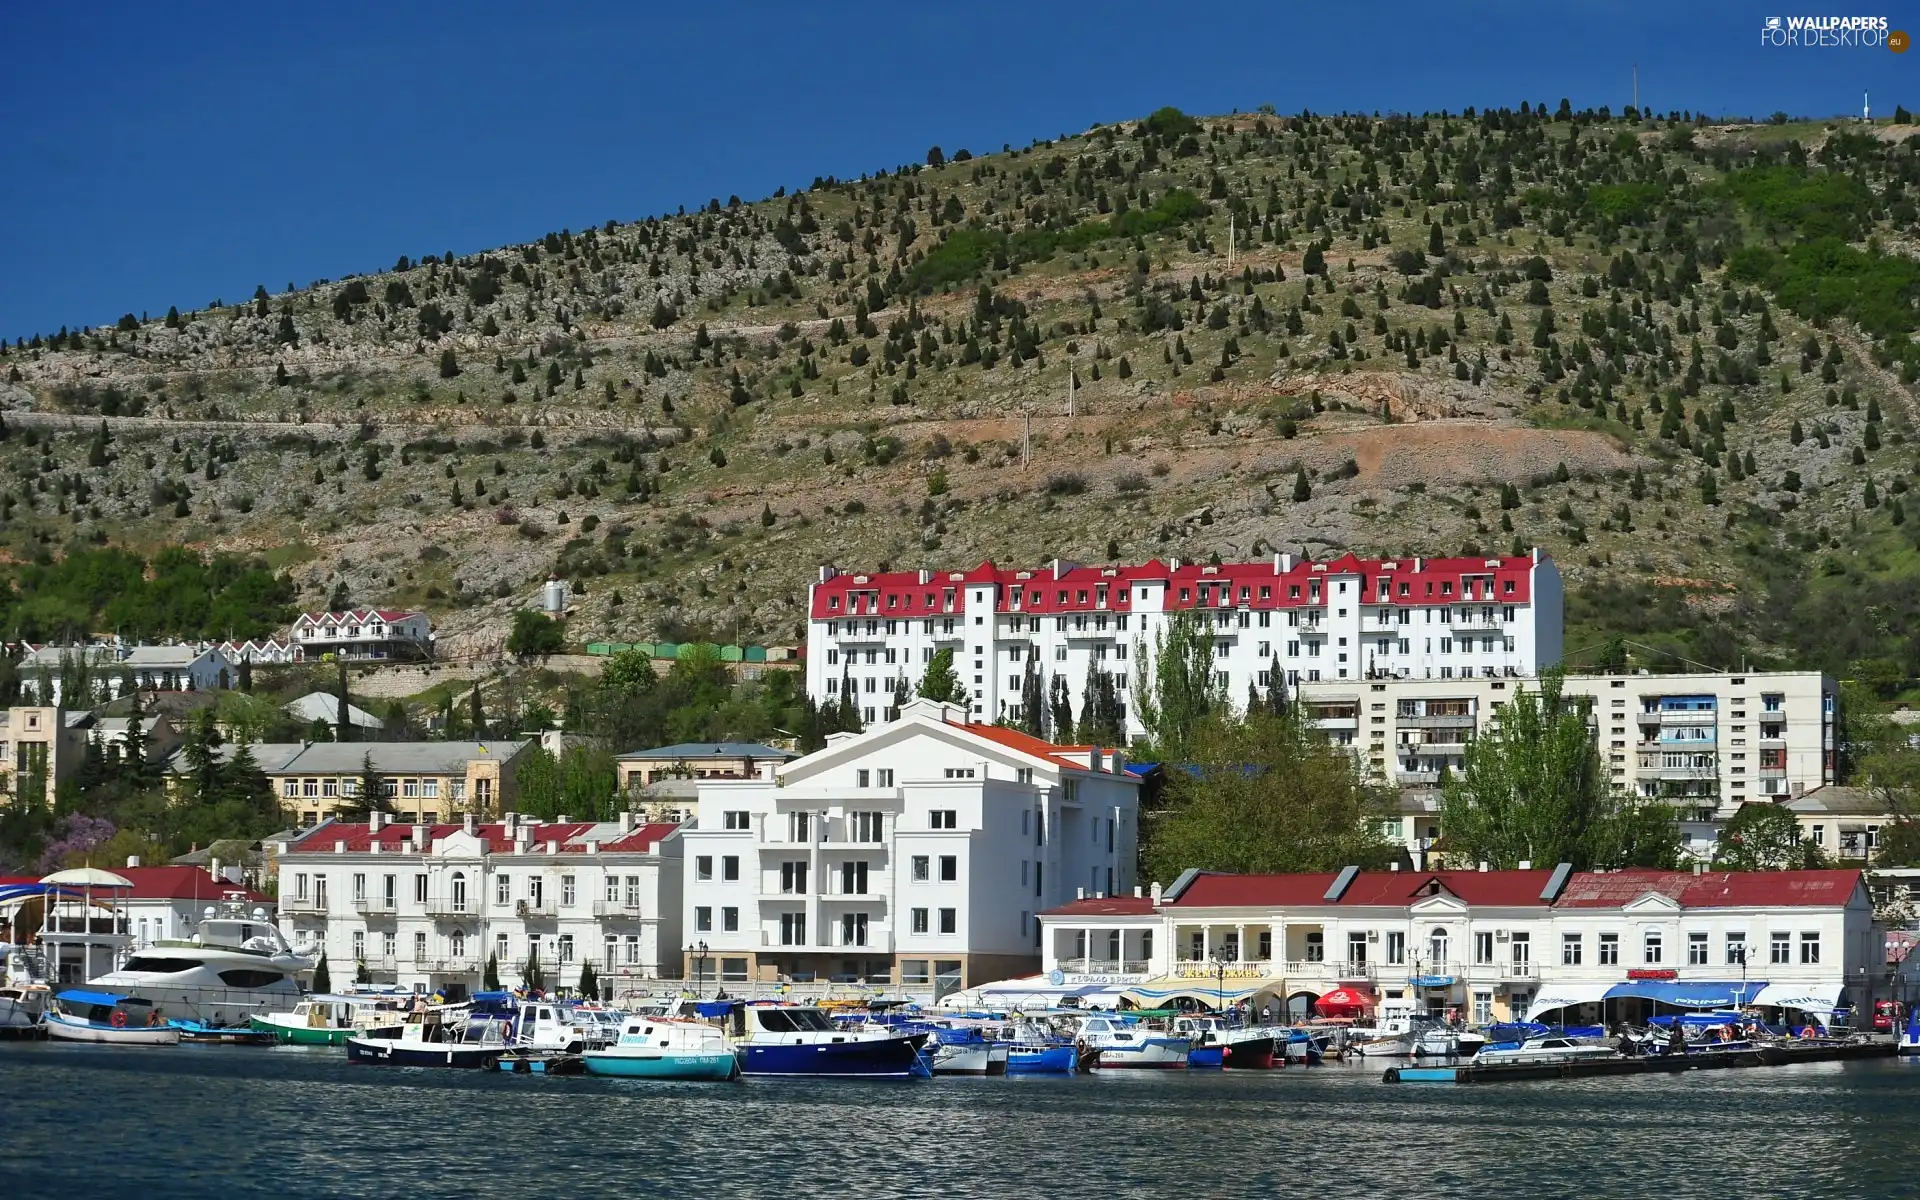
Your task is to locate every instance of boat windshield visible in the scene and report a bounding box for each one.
[755,1008,835,1033]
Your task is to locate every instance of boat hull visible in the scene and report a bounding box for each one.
[43,1013,179,1046]
[930,1042,1004,1076]
[735,1034,925,1078]
[1223,1037,1277,1069]
[1094,1038,1190,1069]
[249,1015,353,1046]
[171,1022,278,1045]
[1004,1044,1079,1074]
[345,1036,499,1069]
[1187,1045,1225,1069]
[584,1050,741,1081]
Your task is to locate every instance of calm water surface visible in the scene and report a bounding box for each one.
[1,1042,1917,1198]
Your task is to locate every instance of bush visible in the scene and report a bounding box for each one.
[1045,473,1087,496]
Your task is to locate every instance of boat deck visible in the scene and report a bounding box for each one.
[1385,1039,1895,1084]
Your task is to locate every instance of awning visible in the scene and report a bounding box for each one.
[55,989,130,1007]
[1315,986,1379,1014]
[1603,979,1768,1008]
[1524,982,1617,1022]
[1748,982,1847,1015]
[1120,976,1285,1008]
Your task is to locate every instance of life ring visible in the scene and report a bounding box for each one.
[110,1009,128,1028]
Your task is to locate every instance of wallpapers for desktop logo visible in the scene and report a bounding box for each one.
[1760,15,1896,48]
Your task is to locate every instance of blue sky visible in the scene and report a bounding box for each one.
[3,1,1914,339]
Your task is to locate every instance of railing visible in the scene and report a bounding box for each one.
[1397,712,1476,728]
[515,900,558,919]
[282,897,327,915]
[423,898,473,917]
[1056,958,1152,975]
[592,901,646,919]
[353,897,397,915]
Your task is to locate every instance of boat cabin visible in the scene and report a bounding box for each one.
[55,989,162,1028]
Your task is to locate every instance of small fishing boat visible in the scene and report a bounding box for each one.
[583,1016,740,1081]
[1005,1040,1081,1074]
[0,985,49,1038]
[169,1018,278,1045]
[250,993,409,1046]
[926,1025,1008,1076]
[1411,1027,1486,1059]
[1171,1016,1278,1069]
[496,1048,587,1075]
[1076,1014,1188,1069]
[43,990,181,1046]
[731,1003,928,1078]
[1475,1034,1620,1067]
[346,1009,507,1068]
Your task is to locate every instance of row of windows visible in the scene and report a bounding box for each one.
[823,574,1520,620]
[279,776,465,801]
[1248,928,1823,968]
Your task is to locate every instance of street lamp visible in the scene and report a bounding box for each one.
[688,940,709,999]
[1210,945,1235,1016]
[1732,943,1749,1008]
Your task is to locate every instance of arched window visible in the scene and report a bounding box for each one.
[1428,928,1450,967]
[450,930,466,960]
[451,872,467,912]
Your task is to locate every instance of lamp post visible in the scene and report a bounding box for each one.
[1210,945,1234,1015]
[688,940,709,999]
[1733,943,1749,1008]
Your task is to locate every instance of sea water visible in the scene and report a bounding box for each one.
[1,1043,1916,1198]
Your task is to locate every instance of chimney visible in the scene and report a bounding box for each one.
[585,840,599,854]
[1149,881,1162,904]
[210,856,222,882]
[414,823,430,847]
[369,811,384,833]
[1478,861,1489,872]
[557,814,570,825]
[462,813,477,836]
[1390,861,1401,871]
[1692,861,1705,875]
[1518,859,1531,870]
[1133,885,1142,898]
[619,811,637,834]
[335,841,347,854]
[126,855,141,869]
[1076,886,1086,899]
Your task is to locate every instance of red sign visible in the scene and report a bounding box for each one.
[1626,969,1677,980]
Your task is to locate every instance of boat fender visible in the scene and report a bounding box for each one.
[110,1009,128,1028]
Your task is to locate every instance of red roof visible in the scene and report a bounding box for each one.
[810,553,1542,619]
[115,866,273,905]
[1552,869,1864,910]
[1170,870,1556,909]
[296,609,424,625]
[1039,894,1156,917]
[947,721,1085,771]
[288,821,675,855]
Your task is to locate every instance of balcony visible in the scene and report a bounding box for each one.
[353,897,398,916]
[515,900,558,921]
[1172,959,1276,980]
[593,901,647,919]
[282,896,327,916]
[1397,712,1476,729]
[1650,709,1718,725]
[1056,958,1152,976]
[423,898,475,918]
[1396,769,1443,786]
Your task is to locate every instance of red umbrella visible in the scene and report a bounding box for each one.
[1314,986,1379,1015]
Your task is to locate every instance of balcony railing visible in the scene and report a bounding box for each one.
[353,897,397,915]
[1172,959,1275,980]
[423,898,474,918]
[283,896,328,915]
[515,900,558,920]
[1056,958,1151,975]
[593,901,646,919]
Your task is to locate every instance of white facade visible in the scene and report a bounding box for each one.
[679,698,1139,995]
[273,813,682,996]
[292,609,434,662]
[806,552,1562,740]
[1037,867,1878,1025]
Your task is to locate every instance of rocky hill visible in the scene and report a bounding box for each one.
[5,103,1920,694]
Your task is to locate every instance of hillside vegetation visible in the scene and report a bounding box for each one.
[7,102,1920,695]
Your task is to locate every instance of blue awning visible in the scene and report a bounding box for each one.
[1603,980,1768,1008]
[55,989,132,1007]
[695,1000,743,1018]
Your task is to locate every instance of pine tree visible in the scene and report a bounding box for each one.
[311,952,331,994]
[1048,674,1074,742]
[916,647,969,708]
[1019,663,1045,737]
[1266,653,1289,716]
[1292,468,1312,502]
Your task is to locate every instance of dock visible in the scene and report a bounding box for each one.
[1383,1039,1895,1084]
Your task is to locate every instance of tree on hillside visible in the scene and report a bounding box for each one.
[1441,671,1680,870]
[916,647,969,708]
[1712,801,1826,871]
[1132,610,1222,760]
[1142,707,1396,882]
[507,609,566,659]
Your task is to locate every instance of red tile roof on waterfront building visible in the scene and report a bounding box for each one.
[1142,868,1866,913]
[948,721,1091,772]
[294,609,425,626]
[288,820,677,855]
[600,823,682,852]
[115,866,273,905]
[1551,869,1864,909]
[1039,894,1158,917]
[809,552,1544,619]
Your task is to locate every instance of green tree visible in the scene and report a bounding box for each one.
[523,941,545,992]
[1142,708,1395,882]
[1048,673,1074,742]
[507,609,566,658]
[438,348,460,378]
[577,960,600,1000]
[1132,610,1222,760]
[1291,468,1312,502]
[311,952,331,994]
[916,646,970,708]
[1018,663,1045,737]
[484,951,501,990]
[1712,801,1825,871]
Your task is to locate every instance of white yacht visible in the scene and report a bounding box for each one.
[1475,1035,1620,1066]
[89,909,309,1026]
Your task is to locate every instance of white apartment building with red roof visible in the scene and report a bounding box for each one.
[806,550,1562,737]
[291,608,434,662]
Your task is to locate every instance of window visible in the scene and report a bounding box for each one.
[1799,932,1820,964]
[1304,932,1324,963]
[939,855,958,882]
[695,906,712,932]
[911,908,929,934]
[495,875,510,906]
[1770,932,1791,964]
[1726,933,1747,967]
[1473,931,1494,965]
[1561,934,1582,966]
[624,935,640,965]
[1687,931,1709,966]
[841,913,869,947]
[351,931,365,960]
[877,769,894,787]
[1472,991,1494,1026]
[1347,932,1368,967]
[605,876,621,903]
[910,855,929,882]
[1643,930,1663,965]
[723,810,749,830]
[1598,933,1619,966]
[722,856,739,882]
[851,811,884,841]
[528,877,543,909]
[938,908,957,934]
[780,862,809,894]
[788,812,812,842]
[695,856,713,881]
[413,931,427,962]
[840,861,870,895]
[723,907,739,933]
[779,913,807,946]
[856,769,870,788]
[558,934,574,963]
[1386,931,1406,965]
[930,810,958,829]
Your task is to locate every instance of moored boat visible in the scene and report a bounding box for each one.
[0,984,49,1038]
[927,1026,1008,1076]
[87,908,307,1027]
[345,1009,507,1068]
[43,990,180,1046]
[1076,1014,1189,1069]
[169,1018,278,1045]
[249,993,410,1046]
[583,1016,740,1081]
[731,1003,927,1078]
[1901,1007,1920,1056]
[1475,1034,1620,1066]
[1171,1016,1278,1069]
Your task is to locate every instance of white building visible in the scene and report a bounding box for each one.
[292,609,434,662]
[1296,670,1835,860]
[273,812,682,997]
[679,697,1139,996]
[806,551,1563,740]
[15,643,234,704]
[1033,865,1878,1026]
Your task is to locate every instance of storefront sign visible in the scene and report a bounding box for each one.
[1173,962,1269,980]
[1626,968,1678,980]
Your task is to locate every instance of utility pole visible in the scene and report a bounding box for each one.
[1022,412,1031,467]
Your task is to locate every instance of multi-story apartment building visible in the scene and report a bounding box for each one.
[178,740,531,826]
[273,811,682,996]
[807,551,1562,740]
[291,609,434,662]
[0,706,88,805]
[1298,670,1836,859]
[1031,865,1876,1026]
[679,697,1139,996]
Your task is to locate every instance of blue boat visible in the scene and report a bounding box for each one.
[1004,1040,1080,1075]
[167,1018,277,1045]
[1186,1044,1225,1069]
[1900,1007,1920,1055]
[730,1003,927,1078]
